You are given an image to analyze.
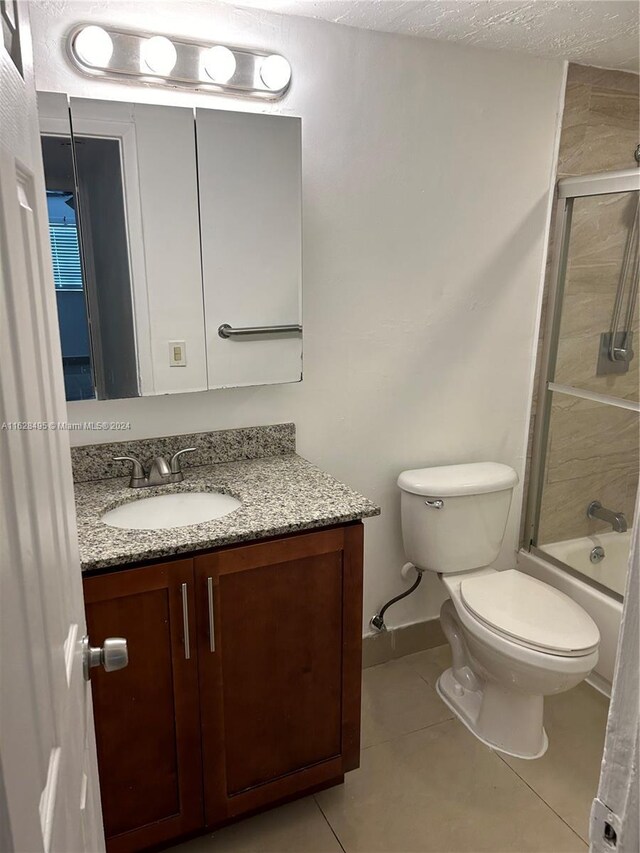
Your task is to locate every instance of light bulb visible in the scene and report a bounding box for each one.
[142,36,177,75]
[203,45,236,84]
[259,54,291,91]
[73,26,114,68]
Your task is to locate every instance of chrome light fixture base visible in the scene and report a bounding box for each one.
[67,24,292,99]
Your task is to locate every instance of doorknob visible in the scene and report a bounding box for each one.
[82,635,128,681]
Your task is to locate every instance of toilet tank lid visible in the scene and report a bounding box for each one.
[397,462,518,497]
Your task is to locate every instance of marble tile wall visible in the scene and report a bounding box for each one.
[524,64,639,545]
[538,396,638,542]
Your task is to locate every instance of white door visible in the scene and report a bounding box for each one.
[590,504,639,853]
[0,3,104,851]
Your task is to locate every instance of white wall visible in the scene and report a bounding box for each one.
[30,0,564,631]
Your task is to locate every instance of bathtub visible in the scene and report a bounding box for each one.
[518,533,629,696]
[537,531,630,597]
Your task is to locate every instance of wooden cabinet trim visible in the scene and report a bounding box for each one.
[224,757,344,818]
[341,523,364,770]
[83,558,190,603]
[194,526,347,576]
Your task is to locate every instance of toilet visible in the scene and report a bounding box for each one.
[397,462,600,759]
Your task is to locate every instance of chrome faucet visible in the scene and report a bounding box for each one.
[114,448,196,488]
[587,501,628,533]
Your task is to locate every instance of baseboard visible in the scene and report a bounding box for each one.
[362,617,445,669]
[586,671,612,699]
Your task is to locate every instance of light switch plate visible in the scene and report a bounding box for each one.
[169,340,187,367]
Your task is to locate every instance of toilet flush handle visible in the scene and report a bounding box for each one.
[425,499,444,509]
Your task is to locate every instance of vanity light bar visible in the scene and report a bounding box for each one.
[68,24,292,99]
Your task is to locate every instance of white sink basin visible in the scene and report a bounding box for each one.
[102,491,241,530]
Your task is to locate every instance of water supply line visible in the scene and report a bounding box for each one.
[370,563,423,632]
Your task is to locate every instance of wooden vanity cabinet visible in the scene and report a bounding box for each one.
[83,523,364,852]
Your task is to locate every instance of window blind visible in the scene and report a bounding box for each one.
[49,224,83,290]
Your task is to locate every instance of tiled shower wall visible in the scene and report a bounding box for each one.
[524,64,639,545]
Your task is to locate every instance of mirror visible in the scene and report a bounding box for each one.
[37,93,302,402]
[39,93,96,401]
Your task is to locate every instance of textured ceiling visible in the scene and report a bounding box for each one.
[233,0,640,72]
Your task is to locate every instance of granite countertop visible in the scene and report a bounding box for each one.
[76,453,380,572]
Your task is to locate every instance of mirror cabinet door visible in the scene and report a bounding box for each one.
[196,110,302,389]
[69,98,207,399]
[38,92,97,402]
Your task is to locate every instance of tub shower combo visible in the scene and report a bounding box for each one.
[521,166,639,695]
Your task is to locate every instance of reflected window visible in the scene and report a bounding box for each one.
[47,190,84,290]
[41,135,95,402]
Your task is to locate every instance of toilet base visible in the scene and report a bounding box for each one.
[436,668,549,760]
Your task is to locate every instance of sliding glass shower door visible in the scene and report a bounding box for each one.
[526,170,639,598]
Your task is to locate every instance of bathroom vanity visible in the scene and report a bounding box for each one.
[75,426,379,852]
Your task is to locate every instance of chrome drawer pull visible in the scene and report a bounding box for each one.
[181,582,191,660]
[207,577,216,653]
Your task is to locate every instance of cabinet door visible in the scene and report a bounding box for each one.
[83,560,203,852]
[196,109,302,389]
[195,524,363,826]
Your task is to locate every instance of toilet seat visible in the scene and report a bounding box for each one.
[459,570,599,657]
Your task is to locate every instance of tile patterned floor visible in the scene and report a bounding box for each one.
[170,646,608,853]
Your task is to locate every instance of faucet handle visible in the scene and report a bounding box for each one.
[170,447,196,475]
[114,456,145,482]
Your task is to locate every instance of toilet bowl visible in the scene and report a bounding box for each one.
[398,462,600,759]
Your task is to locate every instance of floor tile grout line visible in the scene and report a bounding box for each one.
[361,713,456,753]
[313,794,347,853]
[409,668,442,692]
[494,751,590,847]
[397,654,446,693]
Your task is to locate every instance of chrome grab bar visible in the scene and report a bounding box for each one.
[218,323,302,339]
[608,196,638,363]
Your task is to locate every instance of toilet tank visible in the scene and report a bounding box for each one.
[397,462,518,574]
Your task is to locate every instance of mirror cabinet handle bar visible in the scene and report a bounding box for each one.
[181,583,191,660]
[218,323,302,339]
[207,577,216,653]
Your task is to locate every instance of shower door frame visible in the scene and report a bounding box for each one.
[524,167,640,558]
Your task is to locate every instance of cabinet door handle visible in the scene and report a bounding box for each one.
[207,577,215,653]
[181,582,191,660]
